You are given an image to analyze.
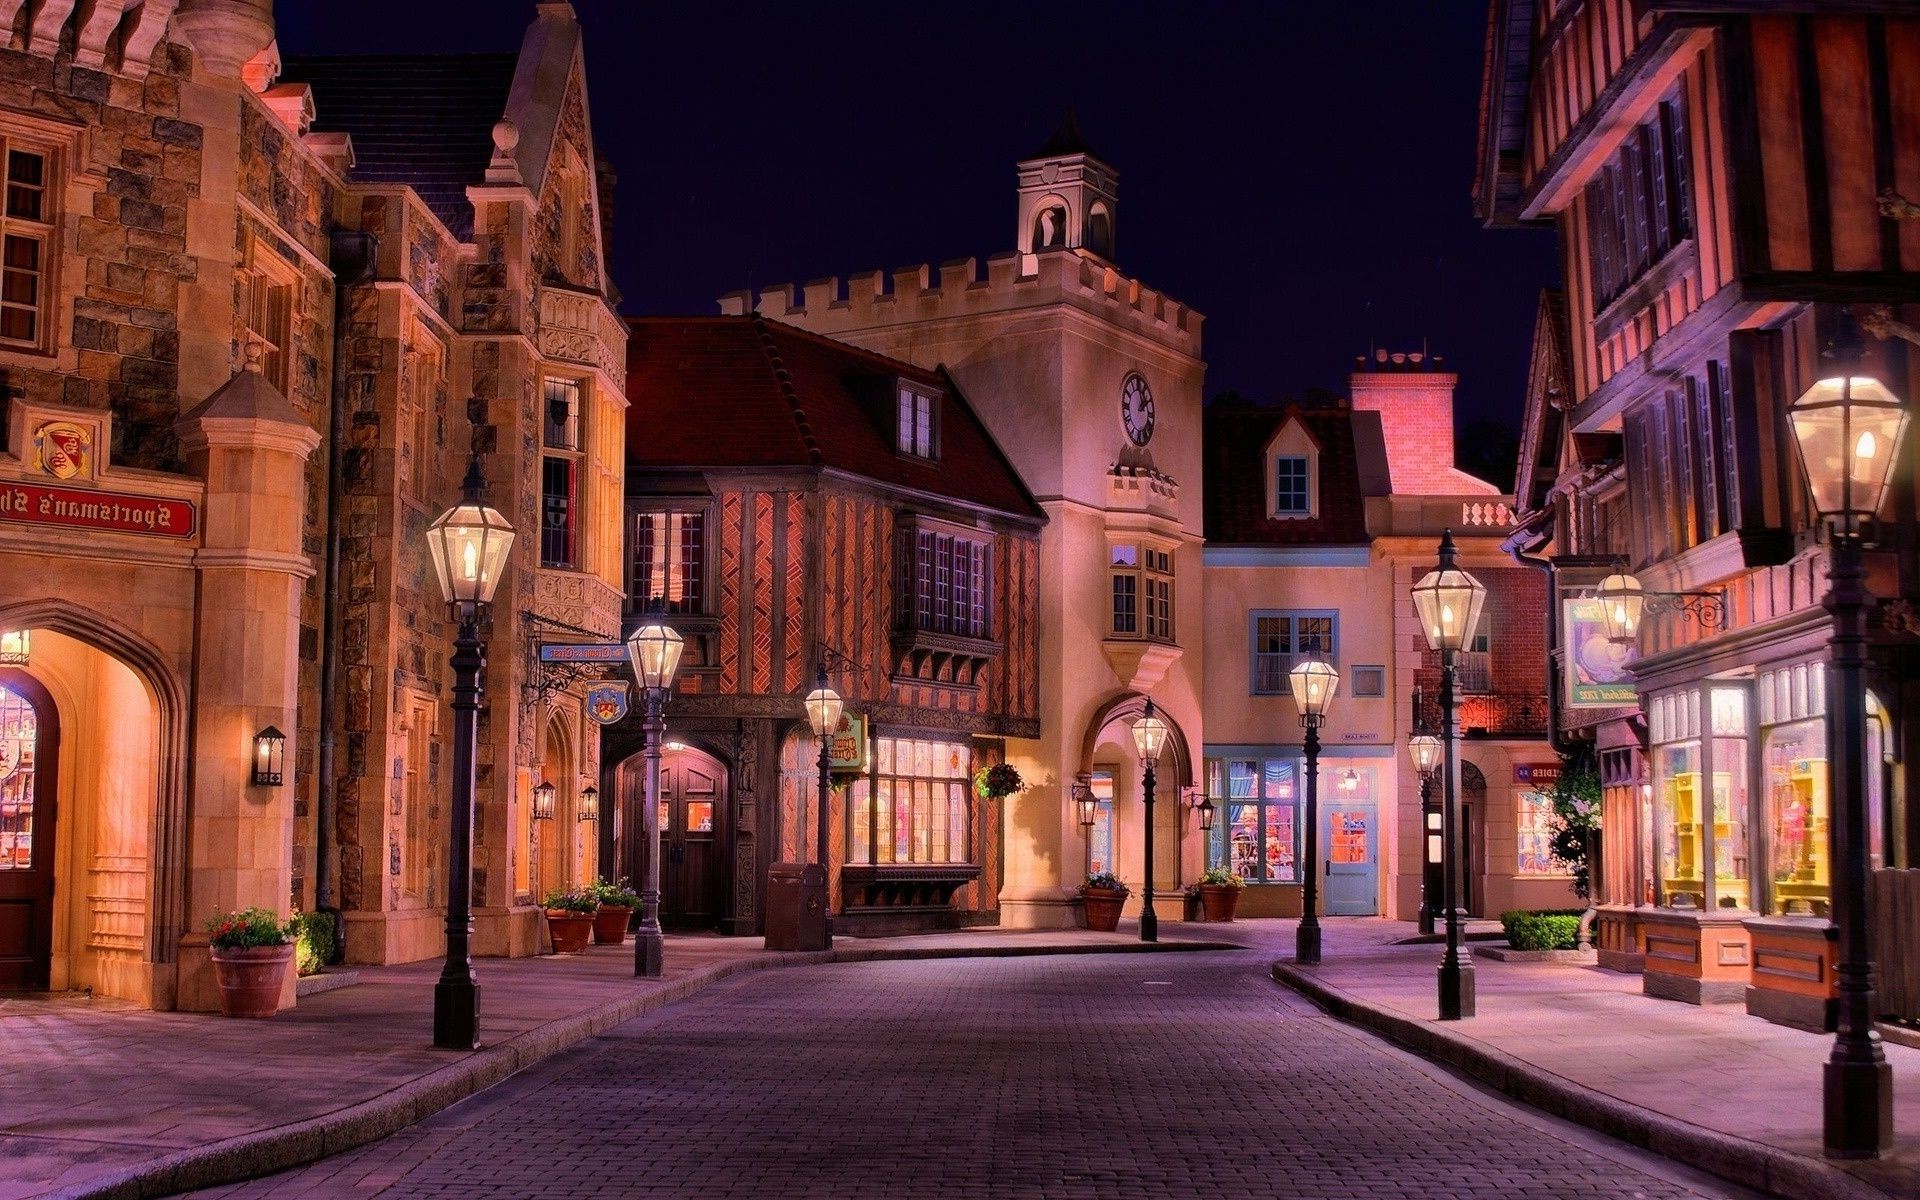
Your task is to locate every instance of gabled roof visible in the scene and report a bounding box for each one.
[1513,290,1571,514]
[286,53,519,239]
[1203,399,1383,546]
[624,316,1043,523]
[1473,0,1538,227]
[1028,107,1098,161]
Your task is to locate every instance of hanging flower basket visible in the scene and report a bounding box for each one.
[973,763,1025,801]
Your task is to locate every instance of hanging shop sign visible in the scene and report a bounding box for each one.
[0,481,195,538]
[828,712,868,772]
[585,682,629,725]
[537,641,627,663]
[1513,762,1562,788]
[1563,597,1636,708]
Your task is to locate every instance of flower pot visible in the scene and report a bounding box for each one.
[1082,887,1127,932]
[545,910,595,954]
[1199,885,1241,922]
[592,905,633,945]
[209,943,294,1018]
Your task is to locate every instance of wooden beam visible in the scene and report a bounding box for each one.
[1641,2,1919,13]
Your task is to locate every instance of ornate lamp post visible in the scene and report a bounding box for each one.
[625,618,685,978]
[1409,734,1443,936]
[1288,657,1338,964]
[424,452,515,1050]
[1130,699,1170,943]
[804,663,843,947]
[1786,314,1905,1159]
[1412,530,1487,1021]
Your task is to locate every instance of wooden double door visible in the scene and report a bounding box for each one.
[0,671,56,991]
[621,748,728,930]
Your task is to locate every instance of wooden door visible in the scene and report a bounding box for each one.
[663,756,723,927]
[1322,803,1378,916]
[0,672,56,990]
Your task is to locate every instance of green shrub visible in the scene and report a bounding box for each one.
[1198,866,1245,889]
[590,877,642,909]
[290,910,336,976]
[1500,908,1583,951]
[206,907,291,950]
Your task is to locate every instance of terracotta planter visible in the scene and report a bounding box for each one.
[1082,888,1128,932]
[209,943,294,1018]
[546,910,595,954]
[1199,885,1242,922]
[592,905,633,945]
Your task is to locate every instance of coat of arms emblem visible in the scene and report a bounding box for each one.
[586,682,629,725]
[32,421,92,481]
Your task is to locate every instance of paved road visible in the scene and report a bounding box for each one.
[189,947,1749,1199]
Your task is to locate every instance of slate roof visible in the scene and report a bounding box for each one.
[624,316,1044,523]
[1203,400,1385,546]
[284,54,520,240]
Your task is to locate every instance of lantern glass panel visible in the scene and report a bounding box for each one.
[425,501,515,606]
[0,630,27,666]
[1411,566,1488,653]
[1408,734,1443,777]
[1595,573,1645,644]
[578,786,598,821]
[1788,375,1908,522]
[1288,657,1339,718]
[1132,712,1169,761]
[626,622,685,690]
[805,686,844,738]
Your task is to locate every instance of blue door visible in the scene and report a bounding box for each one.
[1322,803,1378,915]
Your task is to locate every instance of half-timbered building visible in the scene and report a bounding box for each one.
[1483,2,1920,1028]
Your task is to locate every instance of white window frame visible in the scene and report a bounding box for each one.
[1250,610,1337,695]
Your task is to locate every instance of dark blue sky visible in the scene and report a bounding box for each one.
[278,1,1560,430]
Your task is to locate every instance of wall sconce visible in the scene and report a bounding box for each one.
[1595,564,1726,645]
[1340,769,1360,793]
[578,784,599,822]
[0,630,27,667]
[532,779,555,820]
[1072,780,1097,828]
[252,726,285,787]
[1196,796,1216,832]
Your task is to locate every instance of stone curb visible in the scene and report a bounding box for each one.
[1270,961,1892,1200]
[57,937,1242,1200]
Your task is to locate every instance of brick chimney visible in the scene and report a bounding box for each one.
[1349,349,1475,496]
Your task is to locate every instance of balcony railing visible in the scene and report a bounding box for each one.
[1414,689,1549,740]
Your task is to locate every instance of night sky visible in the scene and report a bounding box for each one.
[277,1,1560,433]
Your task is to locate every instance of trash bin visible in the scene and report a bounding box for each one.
[764,861,830,951]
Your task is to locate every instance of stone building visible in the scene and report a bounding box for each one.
[719,116,1209,928]
[610,315,1043,934]
[0,0,624,1010]
[1200,356,1565,923]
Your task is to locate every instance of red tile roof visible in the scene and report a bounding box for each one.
[624,316,1042,522]
[1203,400,1384,545]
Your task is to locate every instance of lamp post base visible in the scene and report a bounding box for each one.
[1417,908,1435,937]
[432,976,480,1050]
[1438,957,1476,1021]
[634,927,664,979]
[1295,919,1322,965]
[1824,1057,1894,1158]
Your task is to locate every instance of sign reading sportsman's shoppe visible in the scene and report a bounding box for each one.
[0,481,197,538]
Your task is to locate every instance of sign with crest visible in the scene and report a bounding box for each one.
[828,712,867,771]
[586,681,630,725]
[32,421,92,481]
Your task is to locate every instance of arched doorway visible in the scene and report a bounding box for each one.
[1462,760,1486,916]
[536,716,577,900]
[0,670,57,989]
[617,744,728,930]
[1076,694,1195,919]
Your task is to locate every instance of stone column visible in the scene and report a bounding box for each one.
[171,353,319,1012]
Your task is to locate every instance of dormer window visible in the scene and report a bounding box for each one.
[1275,456,1310,514]
[897,384,938,459]
[1263,417,1321,520]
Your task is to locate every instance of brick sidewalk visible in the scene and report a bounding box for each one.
[1272,922,1920,1200]
[0,924,1240,1200]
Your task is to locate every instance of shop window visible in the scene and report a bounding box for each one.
[1110,542,1174,643]
[244,240,300,394]
[1516,790,1559,875]
[632,508,706,615]
[541,376,584,569]
[897,522,991,639]
[1764,718,1827,916]
[1650,684,1751,910]
[858,737,971,865]
[1207,757,1298,884]
[1250,611,1336,694]
[0,145,51,350]
[1087,771,1116,876]
[897,385,937,459]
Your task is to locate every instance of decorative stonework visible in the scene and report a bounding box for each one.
[536,286,625,391]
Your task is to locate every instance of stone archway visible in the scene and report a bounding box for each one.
[0,601,187,1006]
[1076,691,1195,791]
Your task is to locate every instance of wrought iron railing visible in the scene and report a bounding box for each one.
[1413,689,1550,739]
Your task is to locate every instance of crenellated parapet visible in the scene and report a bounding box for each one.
[719,250,1204,355]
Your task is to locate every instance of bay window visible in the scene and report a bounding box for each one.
[852,736,972,865]
[1111,541,1174,642]
[541,376,583,569]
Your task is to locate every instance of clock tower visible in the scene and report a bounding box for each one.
[719,123,1206,931]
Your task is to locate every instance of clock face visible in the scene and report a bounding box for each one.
[1120,373,1155,446]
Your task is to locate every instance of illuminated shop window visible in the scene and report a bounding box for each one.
[1206,757,1298,884]
[858,737,971,865]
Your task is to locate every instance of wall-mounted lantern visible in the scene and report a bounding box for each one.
[252,726,285,787]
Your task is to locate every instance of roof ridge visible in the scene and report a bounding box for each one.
[758,314,942,383]
[748,315,825,467]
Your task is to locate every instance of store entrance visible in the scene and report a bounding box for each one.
[0,672,56,990]
[620,746,728,931]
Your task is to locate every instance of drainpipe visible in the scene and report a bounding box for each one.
[315,231,377,960]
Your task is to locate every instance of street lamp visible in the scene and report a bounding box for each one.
[1787,313,1905,1159]
[1289,656,1339,965]
[1412,529,1487,1021]
[1130,698,1170,943]
[625,618,684,978]
[805,663,843,948]
[1408,734,1443,936]
[424,450,515,1050]
[1594,572,1646,644]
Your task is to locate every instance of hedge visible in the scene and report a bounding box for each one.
[291,910,336,976]
[1499,908,1583,951]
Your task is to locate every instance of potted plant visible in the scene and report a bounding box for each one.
[206,907,295,1018]
[542,888,598,954]
[590,878,640,945]
[1079,871,1130,932]
[1196,866,1246,922]
[973,762,1026,801]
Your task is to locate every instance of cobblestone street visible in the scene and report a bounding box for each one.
[190,946,1751,1200]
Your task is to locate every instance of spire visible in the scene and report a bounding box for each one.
[1029,107,1097,161]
